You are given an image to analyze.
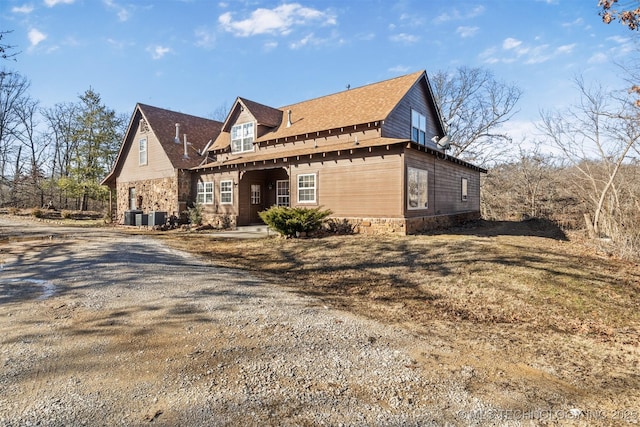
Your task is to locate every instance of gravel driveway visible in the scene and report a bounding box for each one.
[0,218,493,426]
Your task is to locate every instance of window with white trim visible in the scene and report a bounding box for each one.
[298,173,316,203]
[276,180,290,207]
[139,138,147,165]
[220,180,233,204]
[231,122,255,154]
[407,167,428,210]
[411,109,426,145]
[197,181,214,204]
[461,177,468,201]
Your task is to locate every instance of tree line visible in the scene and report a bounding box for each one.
[0,68,125,212]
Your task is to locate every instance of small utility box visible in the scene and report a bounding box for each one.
[135,213,148,226]
[124,210,143,226]
[148,211,167,227]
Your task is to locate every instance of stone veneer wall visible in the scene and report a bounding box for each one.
[330,211,480,235]
[201,212,237,229]
[115,177,178,224]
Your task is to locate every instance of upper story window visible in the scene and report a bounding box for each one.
[411,109,426,145]
[231,122,255,154]
[139,138,147,165]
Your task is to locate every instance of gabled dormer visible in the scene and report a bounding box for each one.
[213,97,283,155]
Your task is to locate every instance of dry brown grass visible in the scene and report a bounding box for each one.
[155,219,640,418]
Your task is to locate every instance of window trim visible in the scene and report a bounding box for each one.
[297,173,317,204]
[230,121,255,154]
[407,166,428,210]
[196,181,214,205]
[250,184,261,205]
[411,109,427,145]
[139,138,147,165]
[276,180,290,207]
[220,180,233,205]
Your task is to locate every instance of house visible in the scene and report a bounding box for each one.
[104,70,486,234]
[102,104,223,223]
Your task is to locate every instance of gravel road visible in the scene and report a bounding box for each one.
[0,218,500,426]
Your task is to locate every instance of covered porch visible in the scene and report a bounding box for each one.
[237,167,290,226]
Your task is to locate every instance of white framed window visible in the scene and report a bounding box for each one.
[411,109,426,145]
[251,184,261,205]
[276,180,290,207]
[461,177,468,201]
[298,173,316,203]
[139,138,147,165]
[407,167,428,210]
[220,180,233,204]
[231,122,255,154]
[197,181,214,204]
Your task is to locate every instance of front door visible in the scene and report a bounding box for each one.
[249,184,263,223]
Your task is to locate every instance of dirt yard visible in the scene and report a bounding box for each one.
[1,216,639,426]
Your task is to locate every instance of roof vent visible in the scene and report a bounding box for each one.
[183,134,190,159]
[286,110,292,128]
[174,123,180,144]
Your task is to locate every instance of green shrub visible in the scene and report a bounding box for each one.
[188,203,203,226]
[259,206,332,237]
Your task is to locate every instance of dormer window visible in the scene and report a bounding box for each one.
[231,122,255,154]
[411,109,426,145]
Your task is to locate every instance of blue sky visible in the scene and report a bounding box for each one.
[1,0,636,144]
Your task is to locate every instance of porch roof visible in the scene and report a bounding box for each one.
[194,137,485,173]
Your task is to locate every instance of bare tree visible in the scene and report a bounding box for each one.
[538,77,640,240]
[14,96,48,207]
[42,102,79,207]
[430,66,522,166]
[0,69,30,205]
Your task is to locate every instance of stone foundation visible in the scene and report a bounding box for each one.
[201,213,237,230]
[331,211,480,236]
[116,177,179,224]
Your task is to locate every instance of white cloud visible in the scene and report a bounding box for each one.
[357,32,375,41]
[44,0,75,7]
[481,37,574,65]
[28,28,47,46]
[503,37,522,50]
[263,41,278,51]
[148,45,171,59]
[562,17,583,27]
[434,5,485,23]
[195,27,216,49]
[555,43,575,54]
[219,3,336,37]
[390,33,419,44]
[588,52,608,64]
[288,31,341,50]
[12,4,34,13]
[456,26,478,38]
[389,65,410,74]
[103,0,131,22]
